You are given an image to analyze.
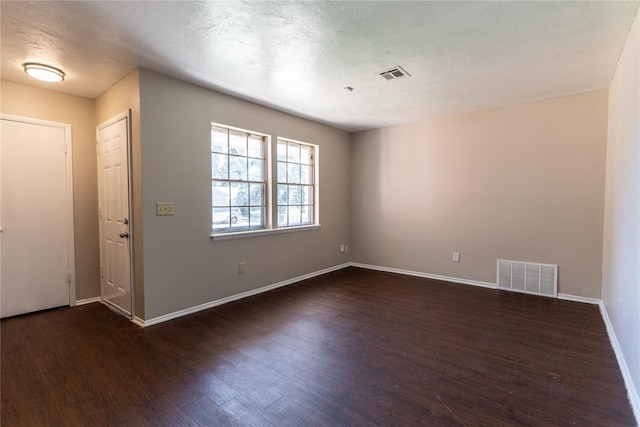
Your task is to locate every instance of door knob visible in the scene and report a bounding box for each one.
[119,232,129,239]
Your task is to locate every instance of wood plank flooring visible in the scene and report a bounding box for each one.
[1,267,635,426]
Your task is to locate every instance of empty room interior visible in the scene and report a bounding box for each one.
[1,1,639,426]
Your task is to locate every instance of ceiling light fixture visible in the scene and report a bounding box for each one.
[23,63,65,82]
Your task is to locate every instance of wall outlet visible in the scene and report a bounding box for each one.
[345,245,349,253]
[340,244,345,253]
[452,252,460,262]
[238,262,245,275]
[156,202,175,216]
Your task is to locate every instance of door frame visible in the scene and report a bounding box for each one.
[96,109,134,319]
[0,114,76,307]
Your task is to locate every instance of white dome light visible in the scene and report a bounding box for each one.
[23,63,65,82]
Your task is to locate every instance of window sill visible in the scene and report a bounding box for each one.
[211,224,321,241]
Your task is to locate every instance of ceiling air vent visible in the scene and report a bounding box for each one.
[378,66,410,81]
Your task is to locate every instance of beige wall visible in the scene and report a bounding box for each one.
[603,10,640,410]
[351,90,608,298]
[138,69,351,319]
[1,80,99,300]
[94,70,144,318]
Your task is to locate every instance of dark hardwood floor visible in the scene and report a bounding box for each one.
[1,267,635,426]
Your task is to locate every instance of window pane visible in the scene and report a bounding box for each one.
[212,128,228,153]
[230,207,243,228]
[288,163,300,184]
[231,182,248,206]
[288,206,301,225]
[288,185,301,205]
[248,135,263,158]
[277,184,288,205]
[301,206,312,224]
[248,158,263,181]
[287,143,300,163]
[249,183,263,206]
[213,207,231,227]
[212,181,230,206]
[278,206,287,226]
[300,165,312,184]
[249,207,263,228]
[229,156,247,181]
[277,141,287,161]
[229,131,247,155]
[301,185,313,205]
[300,145,312,165]
[212,153,228,179]
[277,161,287,183]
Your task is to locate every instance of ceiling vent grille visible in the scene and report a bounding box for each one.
[497,259,557,298]
[378,66,410,80]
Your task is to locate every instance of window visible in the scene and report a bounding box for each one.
[277,138,316,227]
[211,125,319,238]
[211,125,267,233]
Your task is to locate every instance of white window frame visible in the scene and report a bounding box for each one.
[210,126,320,241]
[276,137,319,229]
[211,122,271,235]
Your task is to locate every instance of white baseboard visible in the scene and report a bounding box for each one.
[557,293,600,305]
[75,297,101,306]
[350,264,605,304]
[349,262,497,289]
[136,263,351,327]
[599,301,640,423]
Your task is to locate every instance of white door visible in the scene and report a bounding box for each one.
[0,117,75,318]
[97,114,132,316]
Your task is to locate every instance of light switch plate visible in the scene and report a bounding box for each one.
[156,202,175,216]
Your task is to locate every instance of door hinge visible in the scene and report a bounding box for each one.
[98,206,102,220]
[100,267,104,279]
[66,271,72,284]
[96,142,100,156]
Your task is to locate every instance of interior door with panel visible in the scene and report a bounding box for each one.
[97,114,132,316]
[0,116,75,318]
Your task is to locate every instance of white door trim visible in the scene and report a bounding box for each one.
[96,109,134,319]
[0,114,76,306]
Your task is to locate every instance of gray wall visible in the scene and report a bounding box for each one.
[351,90,608,298]
[138,69,351,319]
[602,9,640,409]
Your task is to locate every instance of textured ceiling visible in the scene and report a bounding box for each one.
[1,1,638,132]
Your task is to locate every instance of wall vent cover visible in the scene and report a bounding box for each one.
[378,66,410,80]
[497,259,557,298]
